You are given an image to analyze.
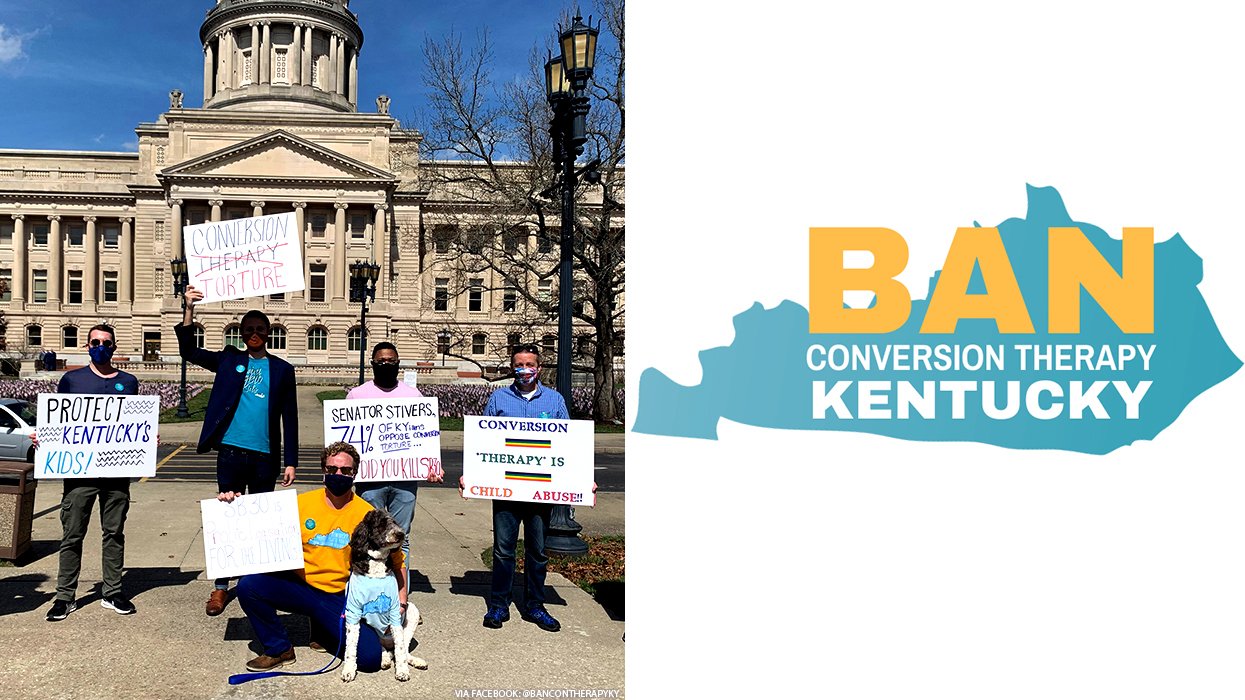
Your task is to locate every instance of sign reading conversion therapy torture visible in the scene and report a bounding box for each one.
[323,398,443,483]
[184,211,305,303]
[462,417,595,506]
[35,393,159,479]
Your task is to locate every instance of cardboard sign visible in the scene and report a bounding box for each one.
[323,398,443,482]
[183,211,305,302]
[462,416,596,506]
[200,490,302,580]
[34,393,159,479]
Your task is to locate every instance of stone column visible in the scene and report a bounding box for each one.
[224,30,235,89]
[10,214,25,303]
[252,201,265,218]
[292,202,307,300]
[333,202,348,300]
[249,23,259,84]
[203,43,215,102]
[335,36,346,96]
[349,47,359,105]
[84,216,98,304]
[374,203,388,277]
[119,217,133,303]
[48,215,62,304]
[210,200,223,222]
[291,24,302,84]
[170,198,184,260]
[302,25,313,87]
[217,33,227,91]
[260,21,271,84]
[328,33,338,94]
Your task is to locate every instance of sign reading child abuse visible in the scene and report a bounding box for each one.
[34,393,159,479]
[462,417,595,506]
[184,211,305,303]
[323,398,443,482]
[200,490,302,580]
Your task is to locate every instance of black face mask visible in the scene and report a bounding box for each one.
[372,362,400,387]
[324,473,355,496]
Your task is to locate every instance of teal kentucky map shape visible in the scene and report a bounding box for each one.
[308,528,351,549]
[634,185,1242,454]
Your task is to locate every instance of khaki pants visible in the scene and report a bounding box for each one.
[56,479,131,601]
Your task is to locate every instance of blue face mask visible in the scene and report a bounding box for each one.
[88,344,115,364]
[324,473,354,497]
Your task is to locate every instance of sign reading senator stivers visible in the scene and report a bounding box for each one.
[184,211,305,303]
[462,416,595,506]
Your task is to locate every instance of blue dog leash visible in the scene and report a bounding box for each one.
[227,579,352,685]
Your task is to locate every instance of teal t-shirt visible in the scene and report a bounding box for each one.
[221,357,271,453]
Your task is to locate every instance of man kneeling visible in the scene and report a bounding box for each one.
[234,442,406,672]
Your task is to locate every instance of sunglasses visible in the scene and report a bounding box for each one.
[322,465,358,476]
[88,339,115,348]
[372,358,400,366]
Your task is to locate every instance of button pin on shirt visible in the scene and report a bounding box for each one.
[236,364,245,373]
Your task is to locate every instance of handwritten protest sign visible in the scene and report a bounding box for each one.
[183,211,305,303]
[462,416,596,507]
[34,393,159,479]
[323,398,442,483]
[200,490,302,580]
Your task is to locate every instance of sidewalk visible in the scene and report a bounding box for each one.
[158,385,627,453]
[0,483,625,699]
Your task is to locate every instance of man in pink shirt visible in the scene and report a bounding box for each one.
[347,342,443,567]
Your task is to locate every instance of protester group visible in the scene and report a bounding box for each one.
[42,284,585,676]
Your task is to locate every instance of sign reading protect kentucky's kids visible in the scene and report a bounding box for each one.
[462,417,595,506]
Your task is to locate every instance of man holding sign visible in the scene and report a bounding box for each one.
[176,287,298,616]
[45,324,139,621]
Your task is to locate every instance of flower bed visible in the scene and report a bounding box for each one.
[0,379,206,410]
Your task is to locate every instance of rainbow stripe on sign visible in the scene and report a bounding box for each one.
[505,471,552,482]
[505,438,552,449]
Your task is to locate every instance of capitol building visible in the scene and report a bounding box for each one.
[0,0,619,382]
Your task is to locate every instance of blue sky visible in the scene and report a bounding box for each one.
[0,0,584,151]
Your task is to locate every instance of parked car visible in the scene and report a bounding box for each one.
[0,399,36,462]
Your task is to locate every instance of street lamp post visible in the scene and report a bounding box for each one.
[348,260,380,385]
[542,14,600,557]
[169,258,191,419]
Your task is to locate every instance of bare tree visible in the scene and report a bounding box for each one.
[414,0,624,421]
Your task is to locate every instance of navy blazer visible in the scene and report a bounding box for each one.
[175,322,299,471]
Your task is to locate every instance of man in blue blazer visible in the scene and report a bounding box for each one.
[176,285,298,617]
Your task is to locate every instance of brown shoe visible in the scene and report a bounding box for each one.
[308,641,327,654]
[246,647,295,672]
[205,589,229,617]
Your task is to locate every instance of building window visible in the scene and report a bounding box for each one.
[192,324,206,349]
[472,333,487,355]
[542,334,557,356]
[32,223,49,246]
[68,271,83,304]
[224,324,243,349]
[503,287,517,313]
[309,264,327,302]
[63,326,78,349]
[311,214,327,238]
[538,279,552,301]
[243,50,253,84]
[577,335,593,357]
[307,326,328,351]
[613,334,624,357]
[269,292,285,301]
[434,278,449,312]
[436,331,450,355]
[503,231,525,255]
[226,209,246,221]
[102,224,119,249]
[188,209,206,225]
[350,214,367,240]
[537,230,553,254]
[274,49,288,82]
[103,271,118,302]
[27,325,41,347]
[465,228,491,254]
[433,226,455,254]
[0,221,11,246]
[507,333,523,354]
[348,327,363,352]
[269,325,287,350]
[468,278,484,312]
[32,270,47,303]
[0,269,9,302]
[67,223,84,247]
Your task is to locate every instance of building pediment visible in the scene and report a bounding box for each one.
[158,130,395,185]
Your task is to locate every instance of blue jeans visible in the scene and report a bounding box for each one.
[235,571,383,670]
[355,481,418,563]
[490,500,552,611]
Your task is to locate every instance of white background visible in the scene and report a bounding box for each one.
[628,1,1245,697]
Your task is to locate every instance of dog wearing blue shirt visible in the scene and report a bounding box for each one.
[341,509,427,682]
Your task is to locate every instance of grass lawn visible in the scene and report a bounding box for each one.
[159,388,212,423]
[482,535,624,620]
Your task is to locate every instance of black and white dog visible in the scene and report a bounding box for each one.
[341,509,427,682]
